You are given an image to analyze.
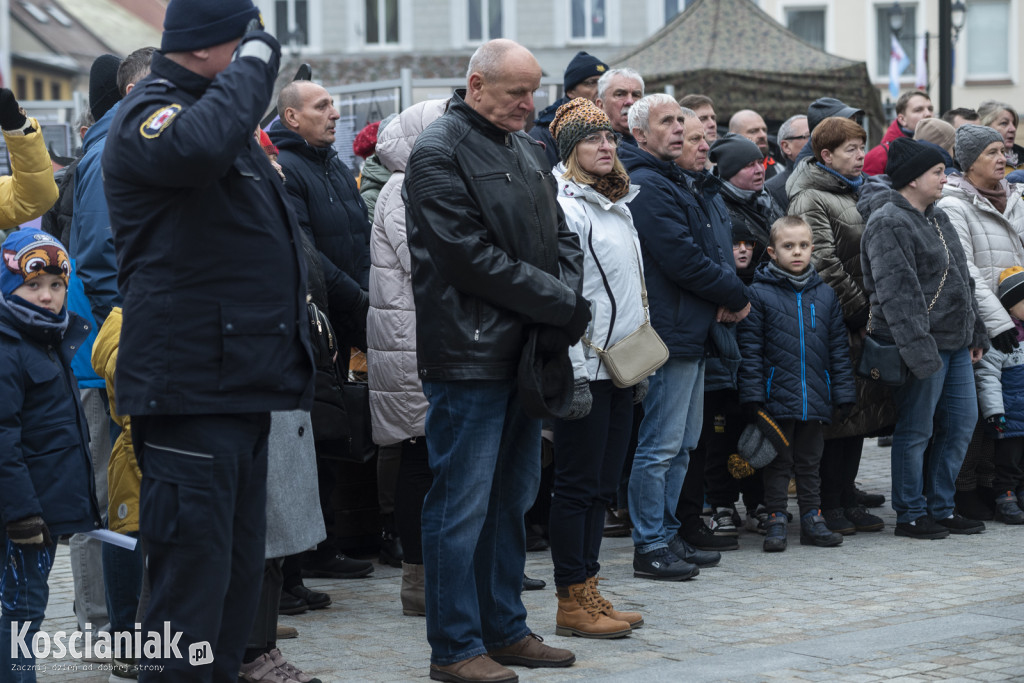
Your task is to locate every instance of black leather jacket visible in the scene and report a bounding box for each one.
[404,90,584,381]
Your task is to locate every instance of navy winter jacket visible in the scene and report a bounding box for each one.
[618,143,748,358]
[0,303,101,536]
[270,122,371,344]
[737,263,856,422]
[529,96,568,169]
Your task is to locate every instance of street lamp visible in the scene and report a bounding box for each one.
[951,1,966,44]
[888,2,904,37]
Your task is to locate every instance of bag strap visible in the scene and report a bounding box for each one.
[581,211,616,353]
[867,215,950,333]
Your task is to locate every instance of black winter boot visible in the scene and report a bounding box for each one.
[799,509,843,547]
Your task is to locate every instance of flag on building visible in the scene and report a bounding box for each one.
[889,34,911,99]
[915,33,928,90]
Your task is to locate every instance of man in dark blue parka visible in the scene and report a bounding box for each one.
[101,2,314,679]
[270,80,371,353]
[618,95,749,581]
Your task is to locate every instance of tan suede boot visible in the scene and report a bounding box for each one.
[401,562,426,616]
[585,576,644,628]
[554,584,632,639]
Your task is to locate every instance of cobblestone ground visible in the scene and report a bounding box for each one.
[33,440,1024,682]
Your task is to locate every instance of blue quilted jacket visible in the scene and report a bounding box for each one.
[738,262,856,422]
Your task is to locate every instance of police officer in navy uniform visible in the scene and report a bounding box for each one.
[101,1,314,679]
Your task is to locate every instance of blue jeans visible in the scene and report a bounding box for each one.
[891,348,977,523]
[421,379,541,666]
[103,534,143,643]
[0,534,57,683]
[628,358,705,553]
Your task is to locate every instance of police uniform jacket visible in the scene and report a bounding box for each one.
[101,50,314,416]
[404,90,585,381]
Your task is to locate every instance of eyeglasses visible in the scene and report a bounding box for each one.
[783,134,810,141]
[733,240,755,249]
[580,132,621,147]
[579,77,600,88]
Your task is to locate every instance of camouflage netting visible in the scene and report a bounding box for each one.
[611,0,886,145]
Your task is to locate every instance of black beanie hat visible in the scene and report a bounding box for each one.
[807,97,862,132]
[563,51,608,94]
[886,137,946,190]
[710,133,763,181]
[162,0,262,53]
[89,54,122,122]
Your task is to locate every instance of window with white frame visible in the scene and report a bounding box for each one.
[785,7,825,50]
[275,0,309,48]
[965,0,1010,78]
[875,4,917,77]
[469,0,503,42]
[571,0,606,40]
[366,0,399,45]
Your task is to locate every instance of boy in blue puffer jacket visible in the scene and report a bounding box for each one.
[738,216,856,552]
[974,266,1024,524]
[0,228,100,680]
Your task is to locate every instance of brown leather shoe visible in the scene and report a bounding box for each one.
[488,633,575,668]
[429,655,517,682]
[585,576,644,628]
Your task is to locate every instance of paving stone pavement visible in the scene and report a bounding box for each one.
[31,440,1024,682]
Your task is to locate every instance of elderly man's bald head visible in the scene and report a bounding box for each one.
[729,109,769,154]
[465,39,541,133]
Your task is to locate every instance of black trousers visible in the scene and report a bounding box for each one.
[703,389,765,513]
[395,437,433,565]
[819,435,863,509]
[550,381,634,587]
[246,559,283,654]
[993,436,1024,494]
[134,412,270,682]
[764,420,823,516]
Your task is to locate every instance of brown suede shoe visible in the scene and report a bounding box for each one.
[429,655,518,683]
[488,633,575,668]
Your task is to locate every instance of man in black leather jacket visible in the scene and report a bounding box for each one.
[405,38,589,683]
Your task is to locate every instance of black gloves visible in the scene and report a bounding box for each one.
[985,414,1007,439]
[992,330,1019,354]
[835,402,855,423]
[562,295,592,344]
[565,378,592,420]
[233,29,281,66]
[7,516,52,547]
[633,378,649,405]
[0,88,27,131]
[846,307,870,332]
[741,402,765,422]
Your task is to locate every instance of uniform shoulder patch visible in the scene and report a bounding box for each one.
[139,104,182,139]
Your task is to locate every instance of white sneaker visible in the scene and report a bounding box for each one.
[710,507,738,536]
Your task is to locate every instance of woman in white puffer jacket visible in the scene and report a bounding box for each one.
[366,98,448,616]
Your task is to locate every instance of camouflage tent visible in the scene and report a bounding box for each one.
[612,0,886,145]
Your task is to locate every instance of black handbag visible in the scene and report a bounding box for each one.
[856,217,950,387]
[856,335,908,386]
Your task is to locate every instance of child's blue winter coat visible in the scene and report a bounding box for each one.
[738,263,856,422]
[0,301,101,536]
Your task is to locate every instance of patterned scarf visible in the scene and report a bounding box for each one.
[592,169,630,203]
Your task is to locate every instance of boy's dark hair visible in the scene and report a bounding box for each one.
[769,215,811,247]
[941,107,978,125]
[117,47,156,97]
[812,116,866,162]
